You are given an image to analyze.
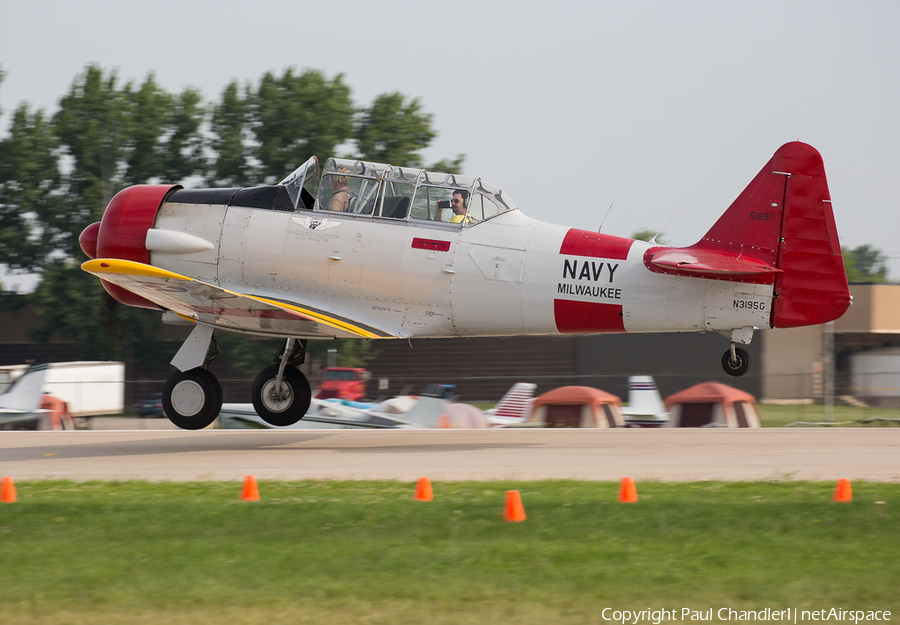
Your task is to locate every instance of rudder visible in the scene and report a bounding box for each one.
[767,143,850,327]
[693,142,850,327]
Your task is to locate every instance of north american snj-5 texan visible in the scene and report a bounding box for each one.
[79,141,851,430]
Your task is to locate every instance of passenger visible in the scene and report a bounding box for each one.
[449,190,473,224]
[326,166,352,212]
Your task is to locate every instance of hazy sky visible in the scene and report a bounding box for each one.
[2,0,898,281]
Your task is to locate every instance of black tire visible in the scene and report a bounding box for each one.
[162,368,223,430]
[251,365,311,427]
[721,347,751,377]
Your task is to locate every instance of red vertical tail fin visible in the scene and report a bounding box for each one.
[647,142,851,328]
[766,143,850,327]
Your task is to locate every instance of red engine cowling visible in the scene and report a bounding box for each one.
[80,184,181,310]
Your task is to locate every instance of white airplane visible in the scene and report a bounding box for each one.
[0,364,49,429]
[78,142,850,430]
[220,382,535,430]
[220,383,455,430]
[620,376,669,427]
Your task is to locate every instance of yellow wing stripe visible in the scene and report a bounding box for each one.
[246,295,384,339]
[82,258,389,339]
[82,258,189,281]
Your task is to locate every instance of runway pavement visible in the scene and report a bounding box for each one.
[2,427,899,482]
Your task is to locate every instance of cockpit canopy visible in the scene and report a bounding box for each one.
[279,156,517,227]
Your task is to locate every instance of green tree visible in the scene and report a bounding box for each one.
[159,88,206,184]
[306,339,378,369]
[428,155,465,174]
[631,229,666,244]
[53,65,130,225]
[355,93,436,167]
[843,245,888,283]
[121,74,172,185]
[213,333,282,377]
[0,104,61,272]
[213,334,377,377]
[251,69,354,182]
[52,66,207,258]
[122,75,206,186]
[208,81,254,186]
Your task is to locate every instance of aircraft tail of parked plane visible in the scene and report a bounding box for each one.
[485,382,536,426]
[0,364,49,429]
[620,376,669,427]
[79,141,851,430]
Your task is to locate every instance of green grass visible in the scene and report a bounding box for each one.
[1,480,898,624]
[757,403,900,427]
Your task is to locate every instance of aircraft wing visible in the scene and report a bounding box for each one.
[82,259,392,339]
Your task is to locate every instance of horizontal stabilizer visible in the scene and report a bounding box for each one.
[648,248,782,277]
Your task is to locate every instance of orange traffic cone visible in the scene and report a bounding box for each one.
[241,475,260,501]
[1,477,16,503]
[415,477,433,501]
[503,490,526,522]
[832,478,852,503]
[618,477,638,503]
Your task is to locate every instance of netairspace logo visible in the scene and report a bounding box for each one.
[600,609,892,625]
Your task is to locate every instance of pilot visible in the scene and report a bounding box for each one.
[326,166,352,212]
[449,190,473,224]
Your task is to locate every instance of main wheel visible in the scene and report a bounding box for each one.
[162,368,223,430]
[251,365,311,427]
[721,347,751,377]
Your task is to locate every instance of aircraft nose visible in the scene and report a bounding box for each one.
[94,184,181,264]
[79,221,100,259]
[85,184,181,310]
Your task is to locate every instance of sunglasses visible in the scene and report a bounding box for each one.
[451,199,461,204]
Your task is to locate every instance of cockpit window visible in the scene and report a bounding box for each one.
[313,157,517,226]
[279,156,318,210]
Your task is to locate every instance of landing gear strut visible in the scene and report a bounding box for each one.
[251,338,311,427]
[720,326,753,377]
[162,324,224,429]
[721,344,751,377]
[162,326,311,429]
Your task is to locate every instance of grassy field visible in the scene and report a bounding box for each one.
[756,403,900,427]
[1,480,898,624]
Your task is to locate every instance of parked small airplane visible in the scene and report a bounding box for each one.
[79,142,850,430]
[0,364,49,430]
[220,382,535,430]
[220,384,454,430]
[620,376,669,427]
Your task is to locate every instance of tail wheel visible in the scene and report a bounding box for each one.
[722,347,751,377]
[251,365,311,427]
[163,368,223,430]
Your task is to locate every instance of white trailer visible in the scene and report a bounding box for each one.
[0,361,125,416]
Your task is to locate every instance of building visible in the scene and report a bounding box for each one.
[760,284,900,406]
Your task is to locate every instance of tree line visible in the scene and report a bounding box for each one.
[0,64,462,371]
